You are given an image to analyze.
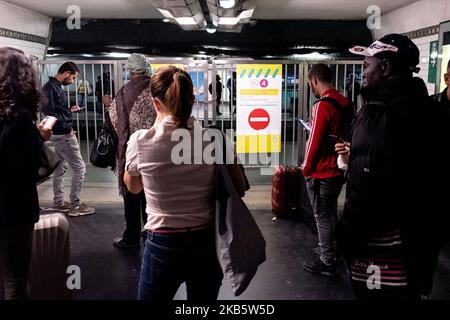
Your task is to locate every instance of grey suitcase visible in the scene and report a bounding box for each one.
[29,213,72,300]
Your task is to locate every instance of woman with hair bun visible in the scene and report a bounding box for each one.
[124,66,246,301]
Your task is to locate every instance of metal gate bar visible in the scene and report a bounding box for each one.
[36,59,363,168]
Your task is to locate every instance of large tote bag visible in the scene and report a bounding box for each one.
[215,164,266,296]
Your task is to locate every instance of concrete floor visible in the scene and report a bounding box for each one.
[34,146,450,300]
[35,203,450,300]
[51,205,356,300]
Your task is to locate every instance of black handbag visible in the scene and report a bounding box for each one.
[36,139,61,185]
[90,112,117,169]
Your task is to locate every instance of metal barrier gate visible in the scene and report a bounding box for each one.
[210,60,364,167]
[36,59,363,168]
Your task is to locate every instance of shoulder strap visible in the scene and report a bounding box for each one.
[318,96,344,115]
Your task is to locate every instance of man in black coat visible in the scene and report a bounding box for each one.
[335,34,450,300]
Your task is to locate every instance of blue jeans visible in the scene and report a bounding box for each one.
[77,93,86,107]
[138,227,223,301]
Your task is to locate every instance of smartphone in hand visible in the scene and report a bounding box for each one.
[298,118,311,131]
[329,134,345,143]
[70,105,86,113]
[42,116,58,130]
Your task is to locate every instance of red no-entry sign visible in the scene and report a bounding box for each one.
[248,108,270,131]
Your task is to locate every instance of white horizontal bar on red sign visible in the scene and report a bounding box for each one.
[250,117,269,122]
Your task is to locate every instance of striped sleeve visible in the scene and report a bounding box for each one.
[302,101,330,176]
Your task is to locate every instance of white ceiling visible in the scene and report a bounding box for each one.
[5,0,419,20]
[253,0,419,20]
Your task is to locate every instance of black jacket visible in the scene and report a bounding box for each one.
[340,77,430,233]
[42,77,73,134]
[432,87,450,108]
[337,76,450,295]
[0,109,41,226]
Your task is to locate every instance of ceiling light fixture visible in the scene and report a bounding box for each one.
[206,24,217,33]
[157,8,174,19]
[218,9,255,25]
[162,18,170,23]
[218,17,240,25]
[175,17,198,25]
[107,52,130,58]
[239,9,254,19]
[290,52,331,60]
[219,0,236,9]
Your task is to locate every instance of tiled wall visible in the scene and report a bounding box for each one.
[0,0,51,59]
[414,34,440,95]
[0,35,47,59]
[373,0,449,95]
[374,0,450,37]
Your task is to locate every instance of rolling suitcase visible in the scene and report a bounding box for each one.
[272,165,317,232]
[29,213,72,300]
[272,166,302,219]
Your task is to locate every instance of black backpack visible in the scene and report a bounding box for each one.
[90,112,117,170]
[318,97,356,143]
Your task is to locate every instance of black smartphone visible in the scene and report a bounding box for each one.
[329,134,344,143]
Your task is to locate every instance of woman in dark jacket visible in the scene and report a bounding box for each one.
[0,47,51,300]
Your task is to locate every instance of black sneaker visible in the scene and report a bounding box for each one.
[303,258,337,277]
[113,237,140,249]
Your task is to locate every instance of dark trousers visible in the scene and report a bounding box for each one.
[122,190,147,243]
[216,97,222,114]
[0,224,34,300]
[138,227,223,301]
[229,96,236,115]
[306,175,343,265]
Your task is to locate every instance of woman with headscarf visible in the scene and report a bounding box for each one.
[103,53,157,248]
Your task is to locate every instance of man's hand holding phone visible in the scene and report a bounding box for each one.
[335,141,351,170]
[329,134,345,143]
[335,141,350,155]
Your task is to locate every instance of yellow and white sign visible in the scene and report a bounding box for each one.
[236,64,282,153]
